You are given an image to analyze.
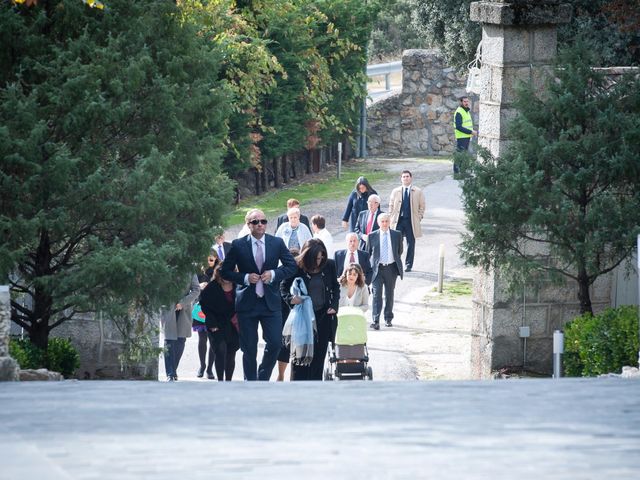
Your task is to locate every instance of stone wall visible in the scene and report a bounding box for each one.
[0,286,19,381]
[367,49,478,157]
[50,313,159,380]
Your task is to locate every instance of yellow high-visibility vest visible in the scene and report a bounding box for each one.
[454,106,473,139]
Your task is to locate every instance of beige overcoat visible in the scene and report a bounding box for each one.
[388,185,426,238]
[160,273,200,340]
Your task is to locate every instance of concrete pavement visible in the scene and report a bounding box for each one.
[1,378,639,479]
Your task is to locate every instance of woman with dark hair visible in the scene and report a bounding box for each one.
[281,239,340,381]
[193,254,218,379]
[199,263,239,381]
[338,263,369,312]
[342,176,377,232]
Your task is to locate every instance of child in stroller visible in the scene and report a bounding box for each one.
[325,306,373,380]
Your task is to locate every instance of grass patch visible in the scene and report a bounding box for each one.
[222,163,388,226]
[431,280,472,297]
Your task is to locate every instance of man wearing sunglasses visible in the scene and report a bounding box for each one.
[221,209,297,381]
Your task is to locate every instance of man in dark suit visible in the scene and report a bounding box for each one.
[366,213,403,330]
[275,198,310,233]
[354,194,382,251]
[211,233,232,263]
[221,209,297,380]
[334,232,373,286]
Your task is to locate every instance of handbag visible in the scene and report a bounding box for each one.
[191,302,206,323]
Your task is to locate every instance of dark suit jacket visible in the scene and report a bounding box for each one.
[275,213,310,233]
[221,234,297,313]
[334,249,373,286]
[354,209,381,250]
[366,229,403,282]
[211,241,232,261]
[280,259,340,313]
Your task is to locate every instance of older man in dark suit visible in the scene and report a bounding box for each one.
[221,209,297,380]
[366,213,403,330]
[334,232,373,286]
[354,194,382,251]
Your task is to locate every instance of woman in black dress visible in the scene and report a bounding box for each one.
[281,239,340,381]
[199,263,239,381]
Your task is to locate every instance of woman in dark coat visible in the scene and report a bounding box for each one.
[281,239,340,381]
[199,264,239,381]
[342,176,377,232]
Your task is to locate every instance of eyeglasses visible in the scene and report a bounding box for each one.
[248,219,268,225]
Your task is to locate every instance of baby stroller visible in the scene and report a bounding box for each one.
[324,306,373,380]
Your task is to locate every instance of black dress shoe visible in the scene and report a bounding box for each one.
[206,371,215,380]
[405,266,412,272]
[385,321,393,327]
[197,367,204,378]
[370,322,380,330]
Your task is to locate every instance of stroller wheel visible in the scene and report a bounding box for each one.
[323,367,333,381]
[366,366,373,381]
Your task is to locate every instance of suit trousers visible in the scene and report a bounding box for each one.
[372,264,399,324]
[237,297,282,381]
[396,216,415,269]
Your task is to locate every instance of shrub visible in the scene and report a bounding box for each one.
[9,337,80,378]
[46,338,81,378]
[9,338,45,370]
[564,306,639,376]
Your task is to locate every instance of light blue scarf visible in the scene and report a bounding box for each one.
[282,277,316,365]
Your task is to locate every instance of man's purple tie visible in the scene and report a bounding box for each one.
[218,245,224,261]
[349,251,356,264]
[255,239,264,297]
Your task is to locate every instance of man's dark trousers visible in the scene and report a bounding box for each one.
[372,264,399,324]
[454,138,471,173]
[238,297,282,381]
[396,216,415,270]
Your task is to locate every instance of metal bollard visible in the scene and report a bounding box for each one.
[437,243,445,293]
[553,330,564,378]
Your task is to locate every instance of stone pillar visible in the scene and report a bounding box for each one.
[0,286,19,381]
[469,1,571,378]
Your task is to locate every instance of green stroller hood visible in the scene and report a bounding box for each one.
[335,306,368,345]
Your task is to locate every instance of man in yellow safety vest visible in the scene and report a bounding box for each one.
[453,96,478,173]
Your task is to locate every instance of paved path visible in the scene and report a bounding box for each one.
[166,158,474,382]
[1,378,639,479]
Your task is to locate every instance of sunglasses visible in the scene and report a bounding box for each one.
[248,219,268,225]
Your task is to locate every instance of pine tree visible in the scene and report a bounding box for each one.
[0,0,233,349]
[458,44,640,314]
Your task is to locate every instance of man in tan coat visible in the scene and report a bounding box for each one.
[388,170,425,272]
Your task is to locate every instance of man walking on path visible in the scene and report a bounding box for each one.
[367,213,403,330]
[221,209,297,380]
[453,96,477,173]
[388,170,425,273]
[334,232,373,286]
[355,194,382,251]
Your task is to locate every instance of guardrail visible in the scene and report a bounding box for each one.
[367,61,402,92]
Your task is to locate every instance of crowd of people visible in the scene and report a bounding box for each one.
[160,170,426,382]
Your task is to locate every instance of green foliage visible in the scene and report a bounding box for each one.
[46,337,81,378]
[9,337,80,377]
[412,0,640,69]
[368,0,428,61]
[1,0,234,347]
[458,43,640,313]
[564,306,639,376]
[9,337,45,370]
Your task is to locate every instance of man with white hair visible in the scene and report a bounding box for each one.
[334,232,373,285]
[354,193,382,251]
[275,207,313,250]
[366,213,403,330]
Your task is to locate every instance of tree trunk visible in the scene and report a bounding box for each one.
[273,157,280,188]
[281,155,288,184]
[260,166,267,193]
[254,168,261,195]
[577,268,593,315]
